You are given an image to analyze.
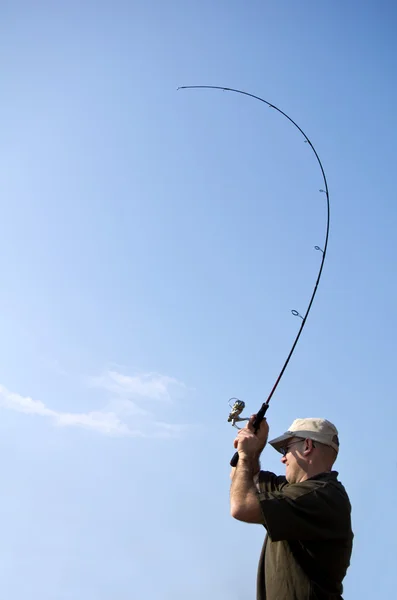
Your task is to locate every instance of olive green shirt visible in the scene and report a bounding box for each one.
[256,471,353,600]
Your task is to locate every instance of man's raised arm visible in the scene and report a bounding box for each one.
[229,416,269,523]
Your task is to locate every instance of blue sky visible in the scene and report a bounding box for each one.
[1,1,396,598]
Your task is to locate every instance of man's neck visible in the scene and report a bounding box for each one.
[295,465,331,483]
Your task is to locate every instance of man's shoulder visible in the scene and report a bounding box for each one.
[286,471,351,507]
[257,470,351,509]
[309,471,351,498]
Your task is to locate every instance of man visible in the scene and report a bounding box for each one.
[230,416,353,600]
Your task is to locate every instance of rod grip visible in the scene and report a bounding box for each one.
[230,451,239,467]
[229,402,269,467]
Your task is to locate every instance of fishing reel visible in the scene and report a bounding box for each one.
[227,397,249,429]
[228,397,269,466]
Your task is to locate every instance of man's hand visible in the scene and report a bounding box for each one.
[233,414,269,460]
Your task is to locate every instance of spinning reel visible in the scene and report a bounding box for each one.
[227,398,250,429]
[227,397,269,466]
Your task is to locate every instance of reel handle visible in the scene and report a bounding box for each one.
[230,402,269,467]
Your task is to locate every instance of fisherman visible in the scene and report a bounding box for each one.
[230,416,353,600]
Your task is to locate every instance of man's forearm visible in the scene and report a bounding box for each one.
[230,455,263,523]
[230,454,260,480]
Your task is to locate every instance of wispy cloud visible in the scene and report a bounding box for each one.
[0,370,189,438]
[0,384,134,436]
[88,370,186,402]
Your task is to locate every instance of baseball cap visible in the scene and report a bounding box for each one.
[268,418,340,454]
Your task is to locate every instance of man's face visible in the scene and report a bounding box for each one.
[280,437,306,484]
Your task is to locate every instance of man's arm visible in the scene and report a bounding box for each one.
[230,455,263,523]
[229,456,260,480]
[229,416,269,523]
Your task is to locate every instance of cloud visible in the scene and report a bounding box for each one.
[0,384,133,436]
[0,371,189,438]
[0,385,55,418]
[55,411,134,436]
[88,370,186,402]
[152,422,190,438]
[88,370,189,438]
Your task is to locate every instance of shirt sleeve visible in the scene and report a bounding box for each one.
[255,470,287,494]
[257,480,350,542]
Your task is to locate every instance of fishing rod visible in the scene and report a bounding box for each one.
[178,85,330,467]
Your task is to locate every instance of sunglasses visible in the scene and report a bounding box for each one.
[280,438,311,457]
[280,438,317,457]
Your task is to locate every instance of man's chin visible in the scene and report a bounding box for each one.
[285,470,294,484]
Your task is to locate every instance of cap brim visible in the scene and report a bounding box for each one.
[268,431,295,454]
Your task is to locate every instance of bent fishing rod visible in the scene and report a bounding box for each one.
[178,85,330,466]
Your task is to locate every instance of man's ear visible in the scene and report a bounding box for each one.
[303,438,315,455]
